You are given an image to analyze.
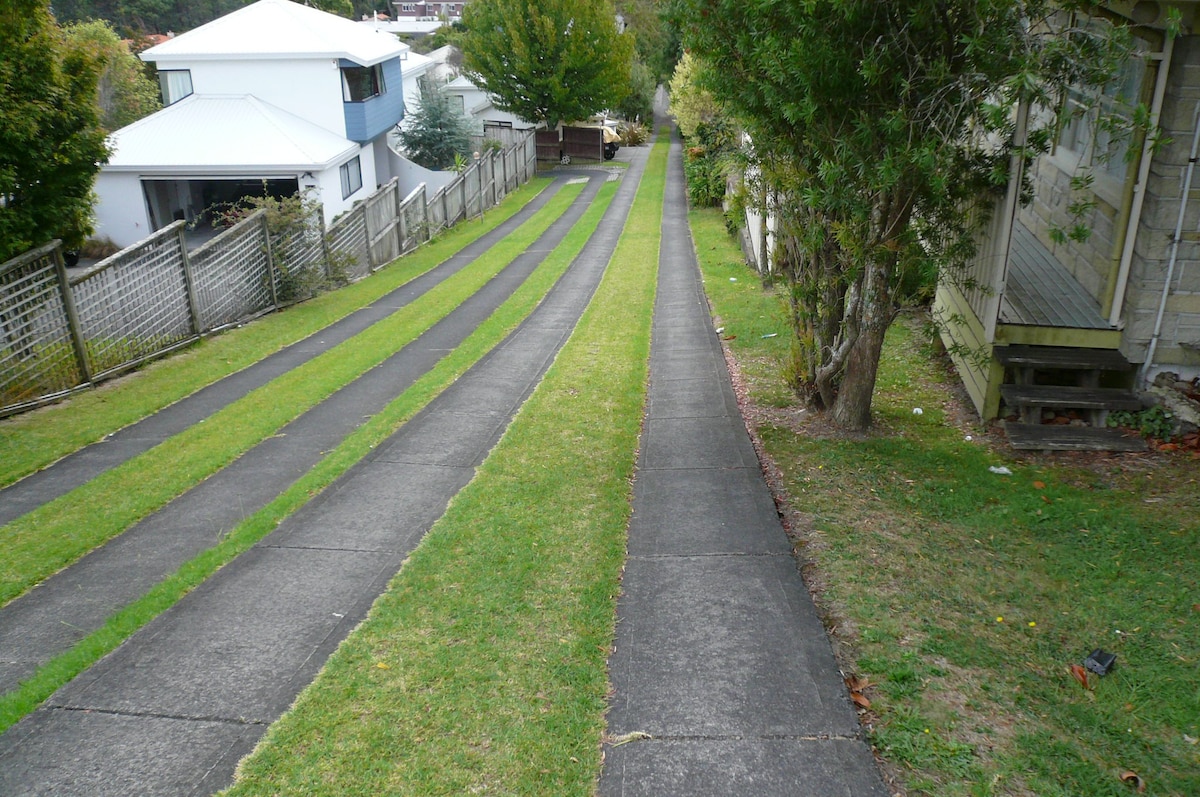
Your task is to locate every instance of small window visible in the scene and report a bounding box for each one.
[340,156,363,199]
[400,3,415,10]
[158,69,193,106]
[341,64,385,102]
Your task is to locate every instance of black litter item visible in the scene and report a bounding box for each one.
[1084,649,1117,676]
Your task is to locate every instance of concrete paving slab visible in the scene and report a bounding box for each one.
[0,437,153,524]
[0,516,223,693]
[371,409,507,467]
[640,416,760,470]
[52,545,394,722]
[0,710,261,797]
[600,738,891,797]
[647,376,740,419]
[265,462,473,551]
[627,467,787,557]
[605,555,859,739]
[647,347,724,382]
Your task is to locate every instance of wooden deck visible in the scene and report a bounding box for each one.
[1000,222,1113,330]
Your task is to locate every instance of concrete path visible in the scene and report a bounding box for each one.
[0,171,609,695]
[597,133,890,796]
[0,121,892,796]
[0,148,643,793]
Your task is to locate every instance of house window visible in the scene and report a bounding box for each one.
[1056,38,1149,184]
[340,156,363,199]
[399,3,415,10]
[341,64,385,102]
[158,69,193,106]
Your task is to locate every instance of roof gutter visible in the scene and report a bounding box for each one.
[1108,29,1175,328]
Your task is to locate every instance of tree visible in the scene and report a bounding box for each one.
[667,50,718,140]
[459,0,634,129]
[670,0,1137,430]
[1,0,109,261]
[397,76,474,171]
[63,20,161,132]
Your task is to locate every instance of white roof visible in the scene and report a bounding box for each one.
[401,49,434,79]
[104,95,358,173]
[143,0,407,66]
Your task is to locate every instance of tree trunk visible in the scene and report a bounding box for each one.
[831,316,888,430]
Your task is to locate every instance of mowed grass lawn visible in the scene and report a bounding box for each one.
[691,206,1200,797]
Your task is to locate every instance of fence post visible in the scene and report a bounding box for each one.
[317,210,334,279]
[52,243,93,384]
[393,181,405,257]
[360,201,376,271]
[421,186,430,242]
[397,187,408,256]
[175,223,203,335]
[461,170,468,222]
[261,213,279,308]
[443,183,450,229]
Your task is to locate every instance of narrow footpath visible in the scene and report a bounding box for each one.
[597,131,890,795]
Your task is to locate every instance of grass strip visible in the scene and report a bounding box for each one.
[689,205,1200,796]
[220,141,667,795]
[0,180,621,735]
[0,179,551,489]
[0,182,580,606]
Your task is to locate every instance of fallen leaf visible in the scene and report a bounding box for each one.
[1041,494,1052,504]
[1033,480,1046,489]
[375,662,390,670]
[1119,770,1146,792]
[851,692,872,709]
[844,675,871,692]
[1069,663,1091,690]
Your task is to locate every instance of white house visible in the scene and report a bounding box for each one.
[93,0,432,248]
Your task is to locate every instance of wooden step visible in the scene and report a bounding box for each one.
[1000,384,1143,411]
[1003,422,1148,452]
[994,344,1133,372]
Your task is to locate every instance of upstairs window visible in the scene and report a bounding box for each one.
[158,69,193,106]
[341,64,385,102]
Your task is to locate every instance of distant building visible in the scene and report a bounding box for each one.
[92,0,432,248]
[391,1,466,21]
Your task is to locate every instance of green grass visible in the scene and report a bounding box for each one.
[0,180,621,735]
[0,182,579,608]
[0,179,551,489]
[690,206,1200,797]
[219,138,668,796]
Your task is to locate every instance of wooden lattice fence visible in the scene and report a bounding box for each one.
[0,132,538,417]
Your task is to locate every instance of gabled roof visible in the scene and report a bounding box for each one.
[142,0,407,66]
[104,95,359,173]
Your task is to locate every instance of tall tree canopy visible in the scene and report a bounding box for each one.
[459,0,634,129]
[670,0,1136,429]
[1,0,109,260]
[63,20,161,132]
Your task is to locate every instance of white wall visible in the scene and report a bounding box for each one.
[92,172,153,248]
[306,145,375,224]
[180,58,346,137]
